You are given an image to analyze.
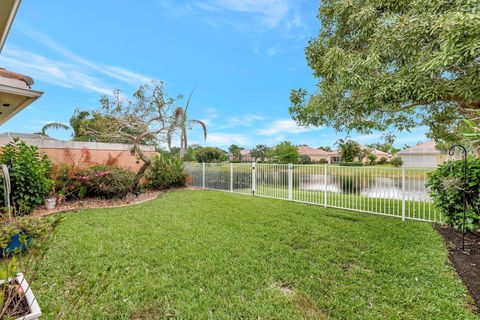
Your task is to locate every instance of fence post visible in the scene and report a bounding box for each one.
[288,163,293,200]
[230,162,233,192]
[401,165,406,221]
[324,164,327,208]
[252,162,256,196]
[202,162,206,189]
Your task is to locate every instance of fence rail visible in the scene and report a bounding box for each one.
[185,162,440,223]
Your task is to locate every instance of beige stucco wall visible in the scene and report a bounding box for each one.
[41,147,157,172]
[0,137,157,172]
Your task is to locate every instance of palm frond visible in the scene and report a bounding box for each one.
[189,119,207,141]
[40,122,70,135]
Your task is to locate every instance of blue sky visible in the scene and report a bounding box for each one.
[0,0,428,149]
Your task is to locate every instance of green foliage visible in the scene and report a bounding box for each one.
[228,144,243,162]
[183,144,202,162]
[79,165,135,199]
[299,154,312,164]
[70,108,155,144]
[339,162,364,167]
[0,139,52,215]
[51,164,87,200]
[428,158,480,231]
[290,1,480,144]
[367,153,377,165]
[272,141,299,164]
[251,145,270,162]
[378,157,388,165]
[317,158,329,164]
[336,139,362,162]
[389,157,404,167]
[145,154,187,190]
[195,147,227,163]
[318,146,332,152]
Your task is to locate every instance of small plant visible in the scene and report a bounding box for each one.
[299,155,312,164]
[428,158,480,232]
[317,158,329,164]
[0,139,52,215]
[378,157,388,165]
[389,157,403,167]
[367,153,376,165]
[145,154,187,190]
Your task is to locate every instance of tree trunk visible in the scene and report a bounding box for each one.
[131,143,151,191]
[132,161,150,192]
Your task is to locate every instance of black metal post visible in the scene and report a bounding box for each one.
[448,145,468,251]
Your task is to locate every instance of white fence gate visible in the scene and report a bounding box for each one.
[185,163,440,223]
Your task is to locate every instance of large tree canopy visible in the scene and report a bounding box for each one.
[290,1,480,144]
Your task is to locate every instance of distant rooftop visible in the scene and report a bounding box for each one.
[0,132,56,141]
[397,141,442,155]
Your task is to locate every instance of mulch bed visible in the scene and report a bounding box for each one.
[435,224,480,313]
[31,189,163,217]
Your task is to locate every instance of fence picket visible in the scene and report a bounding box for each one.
[186,162,439,223]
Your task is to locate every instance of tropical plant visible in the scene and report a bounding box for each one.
[251,145,270,162]
[463,109,480,155]
[378,157,388,165]
[290,1,480,145]
[195,147,227,163]
[78,82,180,190]
[272,141,299,164]
[0,139,52,215]
[299,154,312,164]
[167,90,207,157]
[389,157,403,167]
[336,139,362,162]
[36,122,69,137]
[367,153,376,165]
[78,165,135,199]
[145,154,186,190]
[228,144,243,162]
[428,158,480,232]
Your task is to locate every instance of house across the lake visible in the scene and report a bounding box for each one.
[397,141,447,168]
[297,146,339,164]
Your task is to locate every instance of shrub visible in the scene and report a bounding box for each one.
[145,154,187,190]
[367,153,376,165]
[339,162,364,166]
[389,157,403,167]
[51,164,87,201]
[195,147,227,163]
[0,139,52,215]
[79,165,134,199]
[318,159,329,164]
[299,155,312,164]
[378,157,388,164]
[427,158,480,232]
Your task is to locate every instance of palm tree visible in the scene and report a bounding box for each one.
[37,122,70,137]
[335,139,362,162]
[167,89,207,156]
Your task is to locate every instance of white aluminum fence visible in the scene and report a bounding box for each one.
[185,163,440,223]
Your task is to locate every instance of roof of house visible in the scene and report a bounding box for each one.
[0,132,56,141]
[298,146,335,156]
[397,141,442,155]
[240,149,251,156]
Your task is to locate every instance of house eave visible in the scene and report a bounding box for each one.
[0,0,21,54]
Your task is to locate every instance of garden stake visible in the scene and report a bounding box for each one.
[448,145,468,251]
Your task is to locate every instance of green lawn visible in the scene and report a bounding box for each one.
[34,190,476,319]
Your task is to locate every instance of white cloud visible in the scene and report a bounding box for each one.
[18,26,153,85]
[212,0,289,27]
[0,47,113,95]
[218,114,264,129]
[206,133,249,146]
[256,119,318,135]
